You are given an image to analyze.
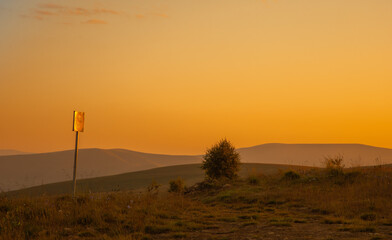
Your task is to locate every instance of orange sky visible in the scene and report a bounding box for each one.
[0,0,391,154]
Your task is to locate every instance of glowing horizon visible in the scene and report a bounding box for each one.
[1,0,391,155]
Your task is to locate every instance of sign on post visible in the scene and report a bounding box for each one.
[73,111,85,132]
[72,111,85,197]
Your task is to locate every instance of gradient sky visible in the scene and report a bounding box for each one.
[1,0,391,155]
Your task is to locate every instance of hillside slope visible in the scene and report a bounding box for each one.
[8,163,294,196]
[0,149,201,191]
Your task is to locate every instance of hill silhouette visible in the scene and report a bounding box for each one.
[0,149,29,156]
[238,143,392,166]
[1,143,392,191]
[0,149,201,191]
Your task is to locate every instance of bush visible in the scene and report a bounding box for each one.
[147,180,160,192]
[282,171,300,181]
[191,179,220,192]
[146,180,161,196]
[169,178,185,193]
[144,225,171,234]
[23,224,41,238]
[324,155,345,177]
[247,175,261,185]
[360,213,376,221]
[201,139,241,180]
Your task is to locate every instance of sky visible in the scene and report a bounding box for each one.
[0,0,391,155]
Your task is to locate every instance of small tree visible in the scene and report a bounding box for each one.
[201,139,240,180]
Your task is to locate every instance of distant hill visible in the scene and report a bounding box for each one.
[2,143,392,191]
[8,163,295,197]
[237,143,392,167]
[0,149,29,156]
[0,149,201,191]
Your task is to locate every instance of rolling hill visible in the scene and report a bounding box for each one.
[0,149,201,191]
[238,143,392,167]
[0,149,29,156]
[2,143,392,191]
[8,163,294,196]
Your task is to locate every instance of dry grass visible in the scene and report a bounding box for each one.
[0,187,199,239]
[280,166,392,220]
[1,165,392,239]
[211,165,392,220]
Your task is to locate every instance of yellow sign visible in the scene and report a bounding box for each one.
[73,111,85,132]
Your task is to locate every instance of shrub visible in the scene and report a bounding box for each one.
[360,213,376,221]
[169,178,185,193]
[201,139,240,180]
[76,215,94,226]
[192,179,218,191]
[0,204,10,213]
[282,170,300,181]
[147,180,160,193]
[247,175,261,185]
[23,224,41,238]
[144,225,171,234]
[324,155,345,177]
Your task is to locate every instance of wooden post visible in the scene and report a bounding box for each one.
[73,131,79,197]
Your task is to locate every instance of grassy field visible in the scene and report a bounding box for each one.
[1,165,392,239]
[8,163,295,197]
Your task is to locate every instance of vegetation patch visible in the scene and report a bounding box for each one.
[78,231,95,237]
[217,217,237,223]
[282,171,301,181]
[293,219,307,223]
[238,215,259,220]
[241,221,257,227]
[144,225,172,234]
[311,208,330,215]
[357,226,376,233]
[323,218,344,224]
[360,213,376,221]
[269,217,293,227]
[247,175,261,185]
[169,178,186,194]
[172,233,187,239]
